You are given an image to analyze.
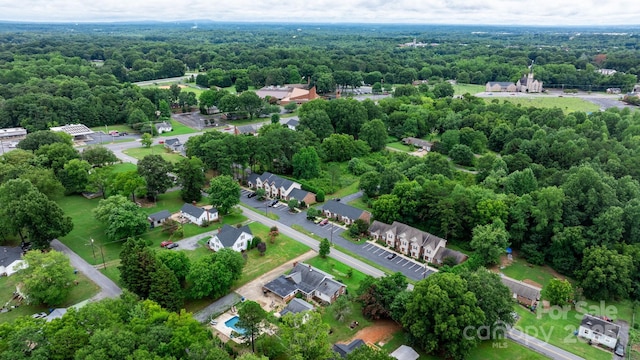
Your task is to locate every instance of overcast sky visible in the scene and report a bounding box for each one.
[0,0,638,26]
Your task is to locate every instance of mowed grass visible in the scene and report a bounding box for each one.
[386,141,412,152]
[305,256,368,290]
[123,144,185,163]
[513,305,611,360]
[234,222,311,287]
[159,119,198,137]
[452,83,486,95]
[110,162,138,173]
[0,272,99,324]
[487,96,600,114]
[89,124,135,134]
[467,339,550,360]
[500,258,558,289]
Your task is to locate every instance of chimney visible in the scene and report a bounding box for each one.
[309,86,317,100]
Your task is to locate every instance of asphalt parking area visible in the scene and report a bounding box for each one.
[361,243,434,275]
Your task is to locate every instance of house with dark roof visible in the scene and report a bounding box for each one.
[263,263,346,304]
[247,172,303,200]
[500,277,540,307]
[433,247,468,266]
[578,314,620,349]
[333,339,366,358]
[164,138,183,152]
[148,210,171,228]
[286,118,299,130]
[288,188,316,207]
[402,137,433,151]
[208,224,252,252]
[279,298,314,317]
[234,124,258,136]
[0,246,24,277]
[180,203,219,226]
[322,200,371,225]
[485,82,517,92]
[155,121,173,134]
[368,220,447,262]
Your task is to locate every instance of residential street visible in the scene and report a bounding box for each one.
[507,328,585,360]
[51,239,122,301]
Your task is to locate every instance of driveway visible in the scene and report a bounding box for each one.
[51,239,122,301]
[614,320,629,360]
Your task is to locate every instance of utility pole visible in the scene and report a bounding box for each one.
[89,238,97,263]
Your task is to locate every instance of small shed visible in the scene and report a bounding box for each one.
[390,345,420,360]
[148,210,172,228]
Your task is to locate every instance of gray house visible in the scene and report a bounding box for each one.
[148,210,171,228]
[164,138,183,152]
[279,298,314,317]
[263,263,346,304]
[333,339,366,358]
[322,200,371,225]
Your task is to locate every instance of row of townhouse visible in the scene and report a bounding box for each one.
[247,172,316,205]
[368,220,467,265]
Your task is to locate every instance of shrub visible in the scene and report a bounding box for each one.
[316,190,325,202]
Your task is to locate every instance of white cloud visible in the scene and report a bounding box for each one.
[0,0,638,25]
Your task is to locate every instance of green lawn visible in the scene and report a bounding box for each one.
[500,259,558,289]
[0,272,99,324]
[386,141,412,152]
[110,162,138,173]
[331,180,361,198]
[514,305,611,360]
[305,256,368,290]
[123,144,185,163]
[452,83,486,96]
[348,197,369,211]
[233,222,311,287]
[468,340,550,360]
[487,96,600,114]
[159,119,198,137]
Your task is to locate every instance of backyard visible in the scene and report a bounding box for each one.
[123,144,185,163]
[0,272,99,324]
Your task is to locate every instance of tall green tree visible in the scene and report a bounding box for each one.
[118,238,158,299]
[137,154,173,201]
[460,268,515,335]
[111,170,147,202]
[58,158,92,194]
[292,146,321,179]
[359,119,388,152]
[208,175,240,215]
[148,262,183,312]
[17,250,74,306]
[175,157,206,203]
[94,195,148,241]
[279,311,334,360]
[238,91,264,119]
[402,272,485,359]
[545,278,574,306]
[576,246,633,300]
[81,146,118,167]
[156,250,191,283]
[319,238,331,258]
[298,109,334,141]
[17,130,72,151]
[237,300,267,353]
[141,133,153,148]
[470,220,510,266]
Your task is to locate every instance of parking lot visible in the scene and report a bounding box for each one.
[362,242,435,278]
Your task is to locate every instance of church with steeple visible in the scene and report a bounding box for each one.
[516,61,543,93]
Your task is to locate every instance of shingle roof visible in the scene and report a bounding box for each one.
[259,172,296,191]
[322,200,367,221]
[501,277,541,301]
[235,125,258,134]
[368,221,444,249]
[487,81,515,87]
[333,339,365,358]
[280,298,314,316]
[580,314,620,338]
[289,188,311,200]
[180,203,205,218]
[165,138,181,146]
[247,173,260,185]
[215,224,252,248]
[155,121,172,130]
[433,247,468,265]
[264,263,346,299]
[0,246,22,269]
[390,345,420,360]
[148,210,171,222]
[263,276,299,298]
[286,119,299,127]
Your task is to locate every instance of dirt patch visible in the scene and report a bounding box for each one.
[345,319,401,346]
[523,279,543,289]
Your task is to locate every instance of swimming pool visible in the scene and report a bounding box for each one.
[224,315,246,335]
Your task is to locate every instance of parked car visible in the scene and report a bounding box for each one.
[166,243,179,249]
[386,253,396,260]
[32,312,48,319]
[313,217,322,224]
[319,219,329,226]
[160,241,173,248]
[269,200,279,207]
[615,343,625,357]
[247,192,257,198]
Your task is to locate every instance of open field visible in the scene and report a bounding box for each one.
[0,272,99,324]
[487,96,600,114]
[500,258,559,289]
[123,144,185,163]
[386,141,412,152]
[159,119,198,136]
[452,83,486,95]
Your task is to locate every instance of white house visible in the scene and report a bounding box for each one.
[286,119,299,130]
[180,203,218,226]
[578,314,620,349]
[208,224,253,252]
[155,121,173,134]
[247,172,301,199]
[0,246,24,277]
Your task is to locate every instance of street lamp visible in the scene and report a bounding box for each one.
[91,238,106,269]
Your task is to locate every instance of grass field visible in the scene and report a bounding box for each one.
[348,197,369,211]
[123,144,185,163]
[487,96,600,114]
[233,222,311,287]
[452,83,486,95]
[110,162,138,173]
[513,305,611,360]
[386,141,412,152]
[500,258,558,289]
[159,119,198,137]
[0,272,99,324]
[89,124,135,134]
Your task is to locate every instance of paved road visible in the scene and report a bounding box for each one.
[51,239,122,301]
[132,74,197,87]
[614,319,629,360]
[507,329,585,360]
[239,206,385,279]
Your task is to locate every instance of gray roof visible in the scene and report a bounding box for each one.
[402,137,433,148]
[433,247,468,265]
[368,221,444,249]
[247,173,260,185]
[181,203,205,218]
[264,263,346,299]
[165,138,181,146]
[390,345,419,360]
[155,121,172,130]
[501,277,541,301]
[148,210,171,222]
[235,125,258,134]
[286,119,299,127]
[215,224,252,248]
[289,188,311,200]
[259,172,297,191]
[46,308,67,322]
[264,276,300,298]
[280,298,314,316]
[333,339,365,358]
[580,314,620,338]
[323,200,367,221]
[0,246,22,269]
[487,81,515,87]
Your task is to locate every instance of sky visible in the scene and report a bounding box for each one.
[1,0,639,26]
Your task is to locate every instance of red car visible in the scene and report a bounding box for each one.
[160,241,173,248]
[319,219,329,226]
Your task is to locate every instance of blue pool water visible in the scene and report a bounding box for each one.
[224,315,246,334]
